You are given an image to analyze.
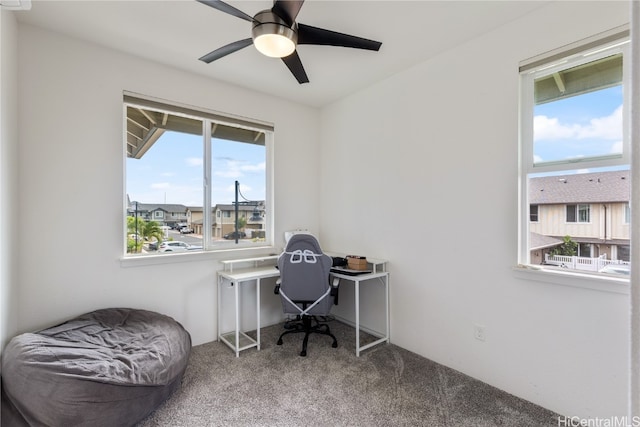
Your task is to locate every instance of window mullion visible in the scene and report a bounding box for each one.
[203,120,212,249]
[518,73,535,264]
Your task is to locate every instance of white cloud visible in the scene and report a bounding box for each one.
[534,105,622,141]
[226,183,252,193]
[214,160,265,179]
[215,169,242,179]
[161,172,176,177]
[185,157,203,167]
[241,162,266,173]
[150,182,170,189]
[610,140,623,154]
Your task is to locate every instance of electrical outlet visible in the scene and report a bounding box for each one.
[474,324,486,342]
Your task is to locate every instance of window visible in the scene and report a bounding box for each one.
[566,204,590,223]
[625,203,631,224]
[618,245,631,262]
[519,29,631,277]
[578,243,592,258]
[124,93,273,256]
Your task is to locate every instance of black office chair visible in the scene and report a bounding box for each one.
[274,234,339,357]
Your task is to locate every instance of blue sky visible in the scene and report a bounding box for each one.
[533,85,623,164]
[127,132,266,207]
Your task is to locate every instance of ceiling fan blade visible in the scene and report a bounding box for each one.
[281,50,309,84]
[199,38,253,63]
[271,0,304,27]
[196,0,255,22]
[297,23,382,51]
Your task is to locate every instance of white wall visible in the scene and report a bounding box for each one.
[15,24,321,346]
[1,9,20,354]
[320,1,630,420]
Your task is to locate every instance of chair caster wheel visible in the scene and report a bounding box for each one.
[332,342,338,348]
[300,350,307,357]
[277,339,283,345]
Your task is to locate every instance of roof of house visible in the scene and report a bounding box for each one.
[128,203,188,212]
[214,204,263,212]
[530,232,563,251]
[529,170,630,205]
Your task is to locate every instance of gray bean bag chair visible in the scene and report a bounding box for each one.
[1,308,191,427]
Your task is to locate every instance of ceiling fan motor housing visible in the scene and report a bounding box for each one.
[251,10,298,57]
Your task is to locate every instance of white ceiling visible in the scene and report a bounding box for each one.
[15,0,549,108]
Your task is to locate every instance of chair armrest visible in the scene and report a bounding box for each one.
[274,278,281,295]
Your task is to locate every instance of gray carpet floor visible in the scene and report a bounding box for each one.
[138,320,559,426]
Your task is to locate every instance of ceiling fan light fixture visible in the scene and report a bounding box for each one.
[252,11,297,58]
[254,33,295,58]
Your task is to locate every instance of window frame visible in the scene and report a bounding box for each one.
[122,92,275,261]
[565,204,591,224]
[625,203,631,224]
[517,28,631,288]
[578,243,592,258]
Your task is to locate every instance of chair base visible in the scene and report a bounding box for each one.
[277,315,338,357]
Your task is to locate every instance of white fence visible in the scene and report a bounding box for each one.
[545,254,630,272]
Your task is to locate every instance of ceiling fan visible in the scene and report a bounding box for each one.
[197,0,382,84]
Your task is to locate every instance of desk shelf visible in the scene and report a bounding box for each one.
[219,331,257,353]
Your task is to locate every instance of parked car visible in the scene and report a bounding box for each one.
[598,264,630,276]
[147,240,162,251]
[158,241,192,253]
[180,227,194,234]
[223,231,246,239]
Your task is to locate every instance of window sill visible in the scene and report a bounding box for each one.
[120,245,280,268]
[512,264,629,295]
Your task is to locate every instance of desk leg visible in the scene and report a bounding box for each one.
[217,276,222,343]
[234,280,240,358]
[355,278,361,357]
[385,274,390,344]
[256,278,261,350]
[353,274,390,356]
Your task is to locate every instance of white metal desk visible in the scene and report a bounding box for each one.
[330,270,390,356]
[217,264,279,357]
[217,255,389,357]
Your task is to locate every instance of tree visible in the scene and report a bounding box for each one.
[550,235,578,257]
[236,215,247,231]
[127,215,144,236]
[126,217,164,253]
[126,216,145,253]
[141,220,164,245]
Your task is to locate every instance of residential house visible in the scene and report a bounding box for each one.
[186,206,205,235]
[213,202,265,239]
[529,170,630,264]
[127,203,188,228]
[186,202,265,238]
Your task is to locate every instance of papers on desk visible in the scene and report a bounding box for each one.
[330,267,373,276]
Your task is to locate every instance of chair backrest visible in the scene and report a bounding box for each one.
[277,234,333,316]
